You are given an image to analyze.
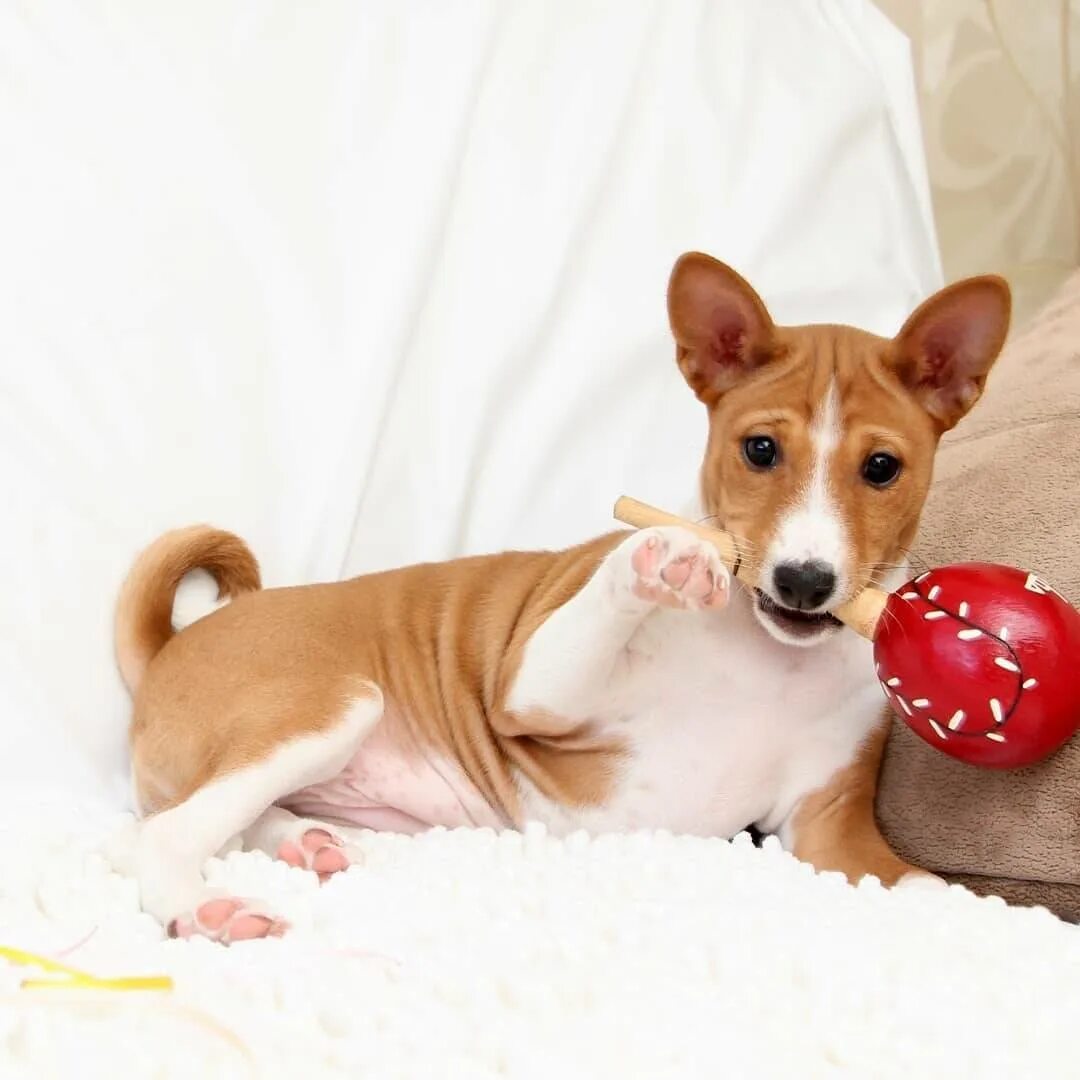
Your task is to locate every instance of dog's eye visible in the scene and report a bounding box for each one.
[743,435,779,470]
[863,452,902,487]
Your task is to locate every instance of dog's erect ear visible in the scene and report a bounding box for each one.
[668,253,776,405]
[888,275,1011,431]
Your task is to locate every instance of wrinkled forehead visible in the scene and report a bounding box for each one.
[718,324,928,439]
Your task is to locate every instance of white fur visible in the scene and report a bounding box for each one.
[507,526,727,722]
[111,692,381,925]
[762,380,848,609]
[511,526,893,847]
[238,804,355,863]
[172,568,230,631]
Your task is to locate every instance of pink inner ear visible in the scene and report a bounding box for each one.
[668,253,775,400]
[921,329,961,383]
[901,277,1010,390]
[915,308,992,392]
[714,321,748,367]
[911,322,976,417]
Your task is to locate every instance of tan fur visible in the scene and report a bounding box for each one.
[694,323,942,601]
[115,526,261,696]
[122,531,628,819]
[120,251,1010,888]
[669,254,1010,607]
[787,717,915,886]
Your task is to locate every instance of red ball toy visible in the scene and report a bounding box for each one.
[874,563,1080,768]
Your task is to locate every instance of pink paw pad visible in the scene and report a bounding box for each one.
[277,828,350,882]
[170,898,287,944]
[629,532,728,610]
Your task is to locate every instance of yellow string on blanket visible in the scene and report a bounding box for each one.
[0,944,173,992]
[0,945,255,1072]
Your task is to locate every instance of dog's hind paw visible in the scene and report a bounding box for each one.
[275,827,352,883]
[169,897,288,944]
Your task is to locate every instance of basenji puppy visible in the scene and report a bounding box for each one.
[112,253,1010,943]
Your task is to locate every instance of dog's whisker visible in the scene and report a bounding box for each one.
[693,515,761,556]
[874,605,902,639]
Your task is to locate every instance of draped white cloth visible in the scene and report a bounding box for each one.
[0,0,939,799]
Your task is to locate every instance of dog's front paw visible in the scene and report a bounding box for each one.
[615,527,730,612]
[894,870,948,891]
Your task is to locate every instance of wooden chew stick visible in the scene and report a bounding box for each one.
[613,496,887,640]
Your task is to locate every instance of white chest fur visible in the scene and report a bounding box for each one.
[519,588,884,839]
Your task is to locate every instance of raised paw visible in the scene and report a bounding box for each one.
[170,897,288,945]
[276,827,351,883]
[625,527,729,611]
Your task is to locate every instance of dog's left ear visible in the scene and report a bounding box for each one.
[889,275,1012,431]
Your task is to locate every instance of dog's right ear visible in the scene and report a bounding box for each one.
[668,253,776,405]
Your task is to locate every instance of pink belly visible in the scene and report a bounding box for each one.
[281,721,505,833]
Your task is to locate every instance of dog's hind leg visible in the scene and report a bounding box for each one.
[120,686,382,944]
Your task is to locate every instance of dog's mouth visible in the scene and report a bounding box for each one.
[753,589,842,644]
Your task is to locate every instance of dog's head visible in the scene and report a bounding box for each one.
[668,252,1011,647]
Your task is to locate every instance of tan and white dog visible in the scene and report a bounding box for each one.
[113,253,1011,944]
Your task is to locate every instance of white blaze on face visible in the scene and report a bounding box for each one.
[765,380,848,600]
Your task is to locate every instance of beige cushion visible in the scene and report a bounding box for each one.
[876,269,1080,919]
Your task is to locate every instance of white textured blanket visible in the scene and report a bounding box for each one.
[1,792,1077,1078]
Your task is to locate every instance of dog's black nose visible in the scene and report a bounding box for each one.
[772,561,837,611]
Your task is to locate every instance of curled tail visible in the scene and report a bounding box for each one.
[115,526,261,695]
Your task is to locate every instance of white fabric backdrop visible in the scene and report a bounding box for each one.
[0,0,940,803]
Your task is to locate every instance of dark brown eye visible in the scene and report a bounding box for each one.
[744,435,778,469]
[863,452,901,487]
